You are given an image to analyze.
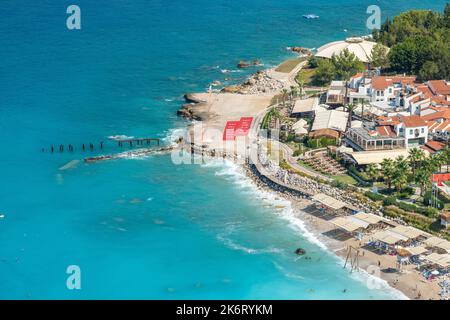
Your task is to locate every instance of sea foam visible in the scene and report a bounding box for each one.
[203,158,408,299]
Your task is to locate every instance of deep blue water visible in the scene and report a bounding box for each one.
[0,0,446,299]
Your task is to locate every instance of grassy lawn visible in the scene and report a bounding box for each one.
[296,67,316,86]
[275,57,305,73]
[298,160,357,186]
[332,175,358,186]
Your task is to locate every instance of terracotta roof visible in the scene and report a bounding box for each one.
[377,115,401,126]
[433,120,450,132]
[428,80,450,96]
[375,125,397,137]
[426,140,445,152]
[413,84,433,97]
[431,96,450,106]
[378,120,400,126]
[372,77,392,90]
[372,76,416,90]
[422,109,450,122]
[392,76,417,85]
[401,115,427,128]
[427,121,440,131]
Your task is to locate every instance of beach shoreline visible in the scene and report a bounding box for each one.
[175,55,443,300]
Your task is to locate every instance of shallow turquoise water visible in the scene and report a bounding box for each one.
[0,0,446,299]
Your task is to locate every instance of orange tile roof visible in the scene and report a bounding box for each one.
[401,115,427,127]
[375,126,397,137]
[377,115,401,126]
[436,120,450,132]
[431,96,450,106]
[372,76,416,90]
[372,77,392,90]
[428,80,450,96]
[426,140,446,152]
[427,121,440,131]
[422,109,450,121]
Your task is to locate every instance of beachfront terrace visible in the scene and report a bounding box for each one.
[345,127,406,151]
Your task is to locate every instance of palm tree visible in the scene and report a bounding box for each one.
[281,89,288,106]
[359,98,365,120]
[365,164,379,182]
[441,147,450,173]
[381,158,395,190]
[289,86,296,100]
[430,153,444,173]
[392,156,410,192]
[344,104,356,130]
[415,167,432,196]
[408,147,425,176]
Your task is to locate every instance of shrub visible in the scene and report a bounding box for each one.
[348,165,370,182]
[293,149,303,157]
[331,180,348,190]
[308,56,319,68]
[423,191,444,210]
[364,191,384,202]
[383,196,397,206]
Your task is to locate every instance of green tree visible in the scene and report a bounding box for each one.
[408,147,426,176]
[419,61,440,81]
[331,49,365,81]
[295,74,305,98]
[365,164,379,182]
[344,104,356,129]
[381,158,395,190]
[392,156,410,192]
[375,5,450,80]
[308,56,319,68]
[281,88,288,106]
[415,167,431,196]
[445,3,450,28]
[429,152,444,173]
[371,43,390,69]
[313,59,336,85]
[441,147,450,173]
[331,49,365,104]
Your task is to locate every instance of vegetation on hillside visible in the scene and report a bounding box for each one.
[372,4,450,80]
[313,49,365,85]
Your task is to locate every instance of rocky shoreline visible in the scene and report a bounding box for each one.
[177,94,208,120]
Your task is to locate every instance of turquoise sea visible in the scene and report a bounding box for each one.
[0,0,446,299]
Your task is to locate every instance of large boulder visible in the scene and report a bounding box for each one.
[237,60,250,68]
[221,85,242,93]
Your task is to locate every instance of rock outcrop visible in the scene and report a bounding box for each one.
[289,47,312,55]
[221,85,242,93]
[177,103,204,121]
[237,60,250,68]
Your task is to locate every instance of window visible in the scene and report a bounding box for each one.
[409,129,413,135]
[421,128,424,133]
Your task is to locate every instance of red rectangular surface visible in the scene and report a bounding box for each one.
[223,118,253,140]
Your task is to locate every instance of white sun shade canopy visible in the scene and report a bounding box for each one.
[315,37,388,63]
